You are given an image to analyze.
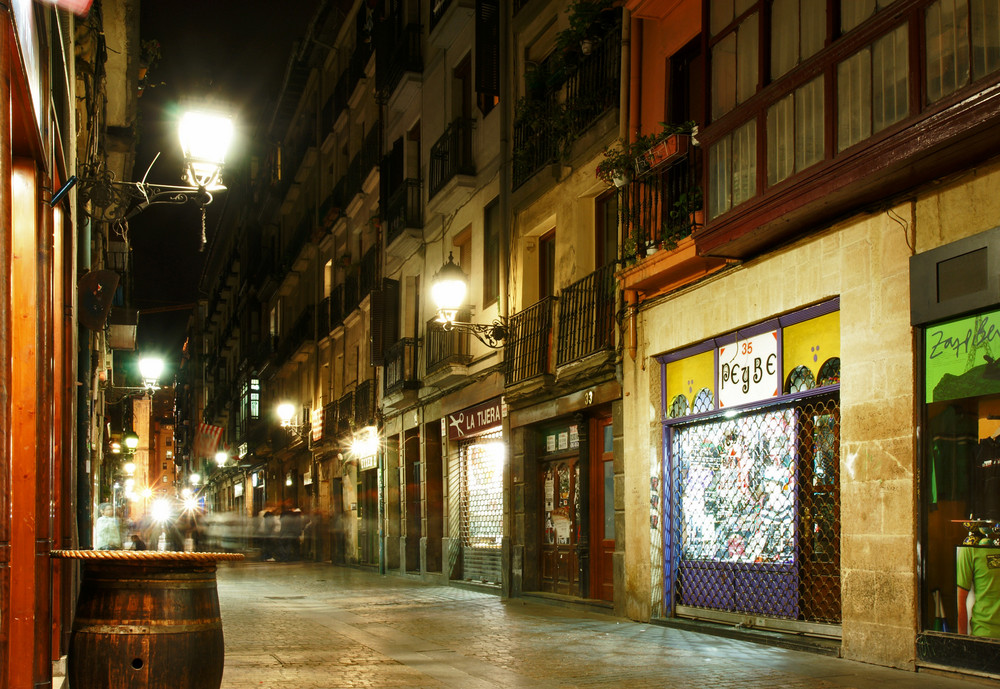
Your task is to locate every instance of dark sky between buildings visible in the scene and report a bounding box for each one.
[131,0,322,372]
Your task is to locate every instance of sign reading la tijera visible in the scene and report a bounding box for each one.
[447,396,504,440]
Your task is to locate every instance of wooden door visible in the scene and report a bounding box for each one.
[590,416,615,601]
[540,458,579,595]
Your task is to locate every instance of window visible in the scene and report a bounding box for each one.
[709,120,757,219]
[483,198,500,305]
[771,0,826,79]
[837,24,909,152]
[596,191,618,268]
[842,0,897,33]
[711,10,759,119]
[767,76,825,186]
[539,230,556,299]
[926,0,1000,104]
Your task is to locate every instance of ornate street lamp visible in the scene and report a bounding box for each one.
[72,108,235,249]
[276,402,307,439]
[431,252,507,348]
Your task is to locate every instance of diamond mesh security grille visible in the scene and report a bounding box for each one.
[669,395,841,624]
[460,430,504,549]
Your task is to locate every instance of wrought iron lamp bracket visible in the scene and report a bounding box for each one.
[442,318,508,349]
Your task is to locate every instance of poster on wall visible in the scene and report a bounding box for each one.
[718,331,779,407]
[925,308,1000,403]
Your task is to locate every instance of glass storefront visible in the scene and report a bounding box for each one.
[918,308,1000,672]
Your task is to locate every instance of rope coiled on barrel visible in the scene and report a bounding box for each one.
[51,550,244,562]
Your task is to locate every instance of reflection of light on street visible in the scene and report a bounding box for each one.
[151,498,172,524]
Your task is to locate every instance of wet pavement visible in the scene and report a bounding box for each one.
[216,562,996,689]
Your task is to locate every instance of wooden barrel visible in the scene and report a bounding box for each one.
[52,550,243,689]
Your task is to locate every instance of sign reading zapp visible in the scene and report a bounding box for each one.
[926,308,1000,403]
[718,331,779,407]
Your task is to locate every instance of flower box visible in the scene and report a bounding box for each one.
[645,133,689,171]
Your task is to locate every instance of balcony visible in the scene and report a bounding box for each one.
[328,283,345,332]
[319,401,338,442]
[555,263,616,370]
[280,217,314,277]
[384,178,423,258]
[424,313,471,389]
[513,20,621,189]
[343,152,364,217]
[348,40,373,107]
[337,390,355,434]
[383,338,420,409]
[504,297,554,389]
[354,378,376,428]
[429,0,474,48]
[377,22,422,111]
[428,117,475,210]
[359,245,377,303]
[274,306,315,369]
[618,148,729,300]
[361,126,381,194]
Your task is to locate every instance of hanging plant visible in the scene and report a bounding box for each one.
[595,121,697,186]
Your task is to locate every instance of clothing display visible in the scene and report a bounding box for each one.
[974,437,1000,520]
[957,546,1000,638]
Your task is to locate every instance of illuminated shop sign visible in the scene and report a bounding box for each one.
[925,307,1000,403]
[447,396,503,440]
[718,331,779,407]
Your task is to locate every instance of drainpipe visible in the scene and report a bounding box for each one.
[625,289,638,361]
[627,11,641,142]
[499,0,512,601]
[619,10,630,141]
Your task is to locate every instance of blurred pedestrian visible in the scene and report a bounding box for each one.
[94,503,122,550]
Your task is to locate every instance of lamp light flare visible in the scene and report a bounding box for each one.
[277,402,296,427]
[150,498,172,524]
[179,111,234,190]
[431,252,467,324]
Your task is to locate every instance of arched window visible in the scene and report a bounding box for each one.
[785,365,816,393]
[669,394,690,418]
[693,388,714,413]
[818,358,840,386]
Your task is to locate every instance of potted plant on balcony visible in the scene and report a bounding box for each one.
[661,186,703,250]
[558,0,618,56]
[596,121,697,186]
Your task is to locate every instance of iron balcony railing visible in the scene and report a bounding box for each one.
[337,391,355,434]
[321,400,338,442]
[280,217,312,273]
[348,40,372,97]
[512,19,621,189]
[429,0,452,32]
[384,338,420,396]
[619,148,699,261]
[318,297,330,336]
[274,306,313,368]
[344,151,363,205]
[426,311,471,374]
[385,178,423,245]
[376,22,422,99]
[354,378,376,427]
[361,126,381,181]
[343,268,360,315]
[329,283,345,330]
[504,297,554,387]
[359,245,377,300]
[429,117,475,200]
[555,263,616,366]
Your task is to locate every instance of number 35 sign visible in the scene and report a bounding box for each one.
[718,331,778,407]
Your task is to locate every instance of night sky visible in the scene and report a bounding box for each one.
[131,0,322,374]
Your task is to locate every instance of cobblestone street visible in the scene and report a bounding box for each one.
[216,562,996,689]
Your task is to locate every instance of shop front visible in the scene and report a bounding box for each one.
[355,448,379,567]
[446,397,504,584]
[912,228,1000,675]
[659,299,842,634]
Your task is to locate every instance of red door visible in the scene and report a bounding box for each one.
[590,416,615,601]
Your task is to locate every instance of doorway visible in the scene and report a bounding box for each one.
[540,457,579,595]
[590,416,615,601]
